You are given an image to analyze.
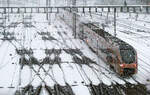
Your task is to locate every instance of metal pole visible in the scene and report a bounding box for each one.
[114,8,117,37]
[4,14,6,38]
[46,0,48,20]
[7,0,10,21]
[72,0,76,38]
[48,0,51,25]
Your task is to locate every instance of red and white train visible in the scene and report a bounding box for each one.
[78,23,138,75]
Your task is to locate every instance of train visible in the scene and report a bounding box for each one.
[59,10,138,76]
[78,22,138,75]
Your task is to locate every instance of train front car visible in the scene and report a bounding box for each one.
[118,44,138,76]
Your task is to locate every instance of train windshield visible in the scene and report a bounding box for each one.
[120,49,136,64]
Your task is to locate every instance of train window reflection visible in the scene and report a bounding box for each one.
[120,49,135,64]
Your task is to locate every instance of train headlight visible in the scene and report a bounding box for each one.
[86,39,88,43]
[120,64,125,68]
[134,64,137,68]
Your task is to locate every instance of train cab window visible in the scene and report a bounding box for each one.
[120,49,135,64]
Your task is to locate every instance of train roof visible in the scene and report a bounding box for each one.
[82,22,134,50]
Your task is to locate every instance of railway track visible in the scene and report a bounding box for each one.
[83,12,150,39]
[92,12,150,33]
[0,13,150,95]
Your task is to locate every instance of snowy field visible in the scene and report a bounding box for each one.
[0,12,149,95]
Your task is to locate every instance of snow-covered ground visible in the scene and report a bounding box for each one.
[0,13,119,95]
[0,10,150,95]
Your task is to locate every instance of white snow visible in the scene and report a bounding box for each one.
[0,8,150,94]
